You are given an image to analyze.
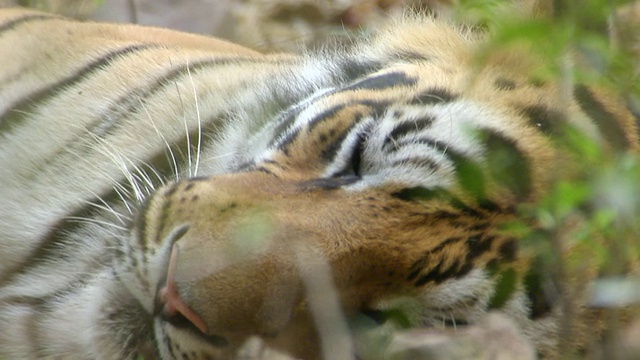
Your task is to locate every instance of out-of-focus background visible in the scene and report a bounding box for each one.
[0,0,453,52]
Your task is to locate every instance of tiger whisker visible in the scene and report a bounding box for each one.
[107,151,144,202]
[202,152,235,163]
[186,61,203,177]
[65,216,128,232]
[84,133,145,202]
[140,161,167,187]
[173,71,193,178]
[81,195,130,226]
[129,161,156,194]
[63,140,138,208]
[138,98,180,182]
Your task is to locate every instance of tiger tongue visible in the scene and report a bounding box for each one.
[158,245,209,334]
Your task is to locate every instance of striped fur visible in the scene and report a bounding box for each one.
[0,6,637,360]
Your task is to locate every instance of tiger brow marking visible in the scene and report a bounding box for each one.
[274,99,388,154]
[268,73,395,151]
[0,13,61,36]
[0,43,158,132]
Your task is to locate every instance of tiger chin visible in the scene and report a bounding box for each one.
[0,3,639,360]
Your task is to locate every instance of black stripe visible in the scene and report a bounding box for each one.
[393,51,432,63]
[387,135,487,200]
[163,327,178,359]
[431,236,464,254]
[64,55,223,138]
[318,104,383,165]
[390,156,439,170]
[391,186,487,221]
[0,187,125,288]
[268,108,304,148]
[574,85,630,152]
[0,13,60,36]
[34,57,270,180]
[384,116,435,147]
[332,129,367,177]
[494,78,517,91]
[391,186,447,202]
[320,121,357,163]
[465,234,495,262]
[524,262,555,319]
[342,71,416,92]
[273,99,388,155]
[307,104,347,132]
[409,88,458,105]
[415,258,468,286]
[299,176,360,190]
[498,238,518,262]
[339,59,384,82]
[478,128,532,200]
[272,129,299,155]
[519,104,563,135]
[407,236,464,284]
[0,44,156,133]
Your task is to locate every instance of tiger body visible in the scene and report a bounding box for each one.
[0,6,637,360]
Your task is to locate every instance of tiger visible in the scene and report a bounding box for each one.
[0,1,639,359]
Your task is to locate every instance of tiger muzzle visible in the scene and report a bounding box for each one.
[147,172,412,357]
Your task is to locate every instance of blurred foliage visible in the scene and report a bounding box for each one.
[358,1,640,358]
[460,0,640,357]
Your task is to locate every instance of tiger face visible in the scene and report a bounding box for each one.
[0,4,638,360]
[139,96,517,358]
